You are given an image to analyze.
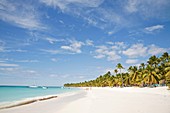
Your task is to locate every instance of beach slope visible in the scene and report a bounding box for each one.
[0,87,170,113]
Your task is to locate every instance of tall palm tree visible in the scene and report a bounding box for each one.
[116,63,124,87]
[148,55,160,68]
[161,52,169,63]
[140,63,145,70]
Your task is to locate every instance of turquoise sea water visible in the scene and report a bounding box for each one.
[0,86,78,103]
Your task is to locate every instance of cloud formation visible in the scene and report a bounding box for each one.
[0,63,19,67]
[0,0,44,30]
[122,43,147,58]
[148,44,167,55]
[44,37,65,44]
[145,25,164,32]
[41,49,60,54]
[40,0,104,10]
[123,43,168,58]
[94,42,126,61]
[125,59,138,64]
[94,42,169,63]
[40,0,170,34]
[61,40,84,53]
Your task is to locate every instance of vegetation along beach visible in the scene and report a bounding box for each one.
[0,0,170,113]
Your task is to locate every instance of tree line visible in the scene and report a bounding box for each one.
[64,52,170,89]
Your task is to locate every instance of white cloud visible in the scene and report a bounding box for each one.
[14,49,27,52]
[61,40,84,53]
[41,39,91,54]
[24,70,37,74]
[59,20,64,24]
[94,42,125,61]
[108,31,115,35]
[45,37,64,44]
[124,0,170,19]
[125,0,139,13]
[15,60,39,63]
[85,39,93,46]
[0,0,44,30]
[40,0,170,33]
[40,0,104,10]
[125,59,138,64]
[2,49,27,53]
[0,67,18,71]
[106,42,114,45]
[0,46,5,52]
[40,0,127,31]
[123,43,169,58]
[122,43,147,58]
[94,54,105,59]
[115,42,127,49]
[106,51,121,61]
[145,25,164,32]
[41,49,60,54]
[148,44,167,55]
[0,40,5,52]
[0,63,19,67]
[51,58,58,62]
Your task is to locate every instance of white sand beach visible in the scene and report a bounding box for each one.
[0,87,170,113]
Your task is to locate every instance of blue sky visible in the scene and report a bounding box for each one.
[0,0,170,86]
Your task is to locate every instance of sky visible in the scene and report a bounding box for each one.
[0,0,170,86]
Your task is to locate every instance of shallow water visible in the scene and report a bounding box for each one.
[0,86,78,103]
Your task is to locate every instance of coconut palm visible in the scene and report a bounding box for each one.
[116,63,124,87]
[143,65,161,86]
[114,69,118,75]
[123,73,131,87]
[128,66,141,86]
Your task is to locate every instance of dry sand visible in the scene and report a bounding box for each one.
[0,87,170,113]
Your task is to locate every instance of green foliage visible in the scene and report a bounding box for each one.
[64,52,170,89]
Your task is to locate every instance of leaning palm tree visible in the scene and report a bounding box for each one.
[128,66,141,86]
[116,63,124,87]
[123,73,131,87]
[143,65,161,86]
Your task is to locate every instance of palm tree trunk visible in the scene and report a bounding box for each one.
[120,69,123,87]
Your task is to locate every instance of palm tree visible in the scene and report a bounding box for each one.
[165,62,170,89]
[114,69,118,75]
[147,55,160,68]
[161,52,169,63]
[116,63,124,87]
[140,63,145,70]
[128,66,141,86]
[114,74,122,87]
[123,73,131,87]
[143,65,161,86]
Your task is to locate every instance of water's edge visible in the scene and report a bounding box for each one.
[0,90,83,110]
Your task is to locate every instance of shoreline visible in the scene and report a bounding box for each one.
[0,95,58,110]
[0,89,82,110]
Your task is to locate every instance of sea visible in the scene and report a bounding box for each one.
[0,86,79,104]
